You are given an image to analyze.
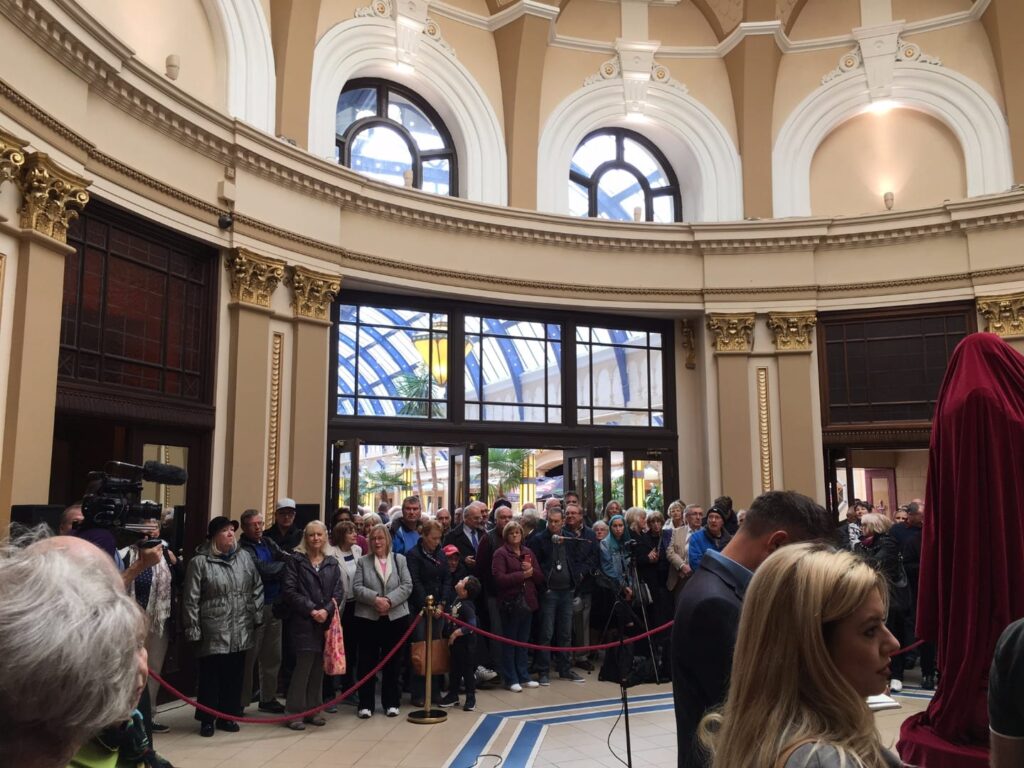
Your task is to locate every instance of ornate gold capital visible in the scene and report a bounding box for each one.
[767,311,818,352]
[225,248,286,309]
[681,318,697,369]
[0,127,27,187]
[288,266,342,322]
[16,152,90,243]
[707,313,755,354]
[977,293,1024,339]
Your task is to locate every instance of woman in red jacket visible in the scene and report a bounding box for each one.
[492,521,544,691]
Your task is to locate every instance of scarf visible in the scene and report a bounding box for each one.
[128,547,172,638]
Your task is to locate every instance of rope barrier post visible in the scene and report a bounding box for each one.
[408,595,447,725]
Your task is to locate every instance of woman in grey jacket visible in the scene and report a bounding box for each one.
[183,516,264,737]
[352,523,413,718]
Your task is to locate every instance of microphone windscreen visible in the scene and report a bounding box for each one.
[142,461,189,486]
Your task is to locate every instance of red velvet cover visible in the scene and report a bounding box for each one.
[898,333,1024,766]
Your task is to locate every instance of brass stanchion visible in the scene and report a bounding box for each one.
[407,595,447,724]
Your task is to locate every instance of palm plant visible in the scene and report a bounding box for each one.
[487,447,530,503]
[395,367,445,506]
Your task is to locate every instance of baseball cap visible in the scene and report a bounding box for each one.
[443,544,460,557]
[276,498,296,512]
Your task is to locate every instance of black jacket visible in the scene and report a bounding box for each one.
[266,523,303,553]
[238,535,288,589]
[443,526,480,563]
[406,540,450,612]
[527,528,578,589]
[634,530,667,596]
[672,554,747,768]
[856,533,910,609]
[282,553,344,653]
[566,525,600,593]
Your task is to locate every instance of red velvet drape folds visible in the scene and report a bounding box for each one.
[898,333,1024,766]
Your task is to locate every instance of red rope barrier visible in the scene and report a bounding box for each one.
[891,638,925,657]
[440,610,673,653]
[149,611,423,725]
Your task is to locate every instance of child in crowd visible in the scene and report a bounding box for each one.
[442,575,481,712]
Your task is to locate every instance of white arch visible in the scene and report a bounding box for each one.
[773,62,1014,218]
[200,0,276,132]
[537,80,744,223]
[309,17,507,206]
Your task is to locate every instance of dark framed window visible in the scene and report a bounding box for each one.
[60,199,217,404]
[569,128,681,223]
[335,78,458,196]
[330,291,677,442]
[819,303,975,426]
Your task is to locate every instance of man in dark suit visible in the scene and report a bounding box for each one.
[672,491,833,768]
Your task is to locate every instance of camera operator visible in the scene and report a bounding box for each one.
[0,535,148,768]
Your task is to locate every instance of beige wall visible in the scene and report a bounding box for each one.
[810,109,967,217]
[789,0,861,40]
[437,18,505,130]
[850,449,929,507]
[554,0,621,40]
[902,22,1005,110]
[316,0,364,41]
[649,2,720,47]
[77,0,227,110]
[891,0,972,23]
[772,47,848,141]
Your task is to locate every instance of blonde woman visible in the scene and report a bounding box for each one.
[698,543,904,768]
[352,523,412,718]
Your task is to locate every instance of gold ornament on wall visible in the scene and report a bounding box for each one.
[767,312,818,352]
[756,367,773,493]
[0,127,27,186]
[265,332,283,518]
[16,153,90,243]
[977,293,1024,339]
[288,266,342,322]
[707,313,755,353]
[681,318,697,369]
[225,249,286,309]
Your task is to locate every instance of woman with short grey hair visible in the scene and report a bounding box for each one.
[183,516,264,737]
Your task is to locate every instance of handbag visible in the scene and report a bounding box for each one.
[411,638,450,675]
[773,739,818,768]
[323,598,346,675]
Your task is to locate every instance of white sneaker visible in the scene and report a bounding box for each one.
[357,709,372,719]
[475,665,498,682]
[508,683,523,693]
[889,679,903,693]
[523,680,540,689]
[386,707,400,717]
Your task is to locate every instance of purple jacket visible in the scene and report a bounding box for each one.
[492,544,544,611]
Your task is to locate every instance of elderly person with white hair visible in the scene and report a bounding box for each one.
[0,535,148,768]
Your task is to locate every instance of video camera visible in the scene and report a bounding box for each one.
[81,460,187,546]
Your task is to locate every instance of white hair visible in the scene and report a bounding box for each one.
[0,534,144,766]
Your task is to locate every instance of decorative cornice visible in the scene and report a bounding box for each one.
[225,248,286,309]
[977,293,1024,339]
[0,126,27,186]
[288,266,342,323]
[707,313,755,354]
[680,318,696,369]
[756,367,773,493]
[766,311,817,352]
[16,152,90,242]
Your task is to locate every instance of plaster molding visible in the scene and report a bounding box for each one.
[309,16,506,205]
[766,311,817,352]
[977,293,1024,339]
[681,319,697,369]
[707,313,754,353]
[538,79,742,222]
[265,331,283,517]
[197,0,276,132]
[774,63,1013,218]
[16,152,91,242]
[756,367,772,493]
[288,266,342,323]
[225,248,286,309]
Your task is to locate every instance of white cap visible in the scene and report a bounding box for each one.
[276,498,296,511]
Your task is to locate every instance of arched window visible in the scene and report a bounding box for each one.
[569,128,681,223]
[335,78,458,196]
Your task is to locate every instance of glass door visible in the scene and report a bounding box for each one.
[330,439,359,513]
[449,445,487,508]
[623,449,673,512]
[565,447,610,523]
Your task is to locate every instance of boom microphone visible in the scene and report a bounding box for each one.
[143,461,188,486]
[551,534,591,544]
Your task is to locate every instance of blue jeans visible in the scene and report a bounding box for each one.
[500,607,533,685]
[537,589,574,675]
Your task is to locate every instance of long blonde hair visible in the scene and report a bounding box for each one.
[698,543,891,768]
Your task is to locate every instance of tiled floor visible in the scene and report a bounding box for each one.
[152,674,932,767]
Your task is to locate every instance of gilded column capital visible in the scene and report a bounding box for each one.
[767,311,818,353]
[707,313,755,354]
[0,127,27,187]
[16,152,91,243]
[225,248,286,309]
[977,293,1024,339]
[287,266,342,322]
